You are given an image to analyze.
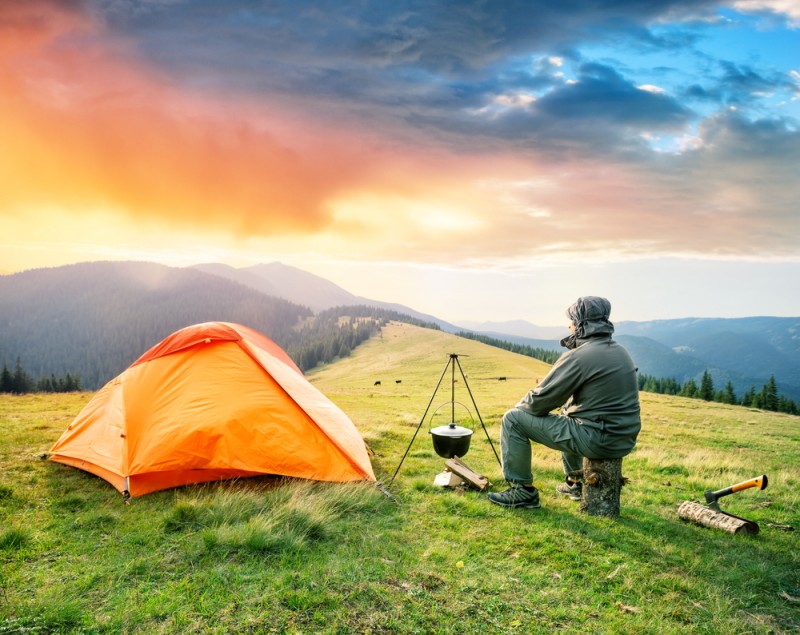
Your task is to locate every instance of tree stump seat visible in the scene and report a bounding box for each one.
[571,457,626,518]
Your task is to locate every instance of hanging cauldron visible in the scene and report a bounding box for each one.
[389,354,502,485]
[430,422,473,458]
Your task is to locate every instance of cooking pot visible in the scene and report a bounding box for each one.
[430,423,473,458]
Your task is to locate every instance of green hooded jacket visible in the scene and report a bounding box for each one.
[515,297,641,454]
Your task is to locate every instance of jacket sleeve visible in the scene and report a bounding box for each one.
[515,350,583,416]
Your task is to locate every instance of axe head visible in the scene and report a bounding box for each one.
[704,489,722,511]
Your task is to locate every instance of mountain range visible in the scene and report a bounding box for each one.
[192,262,457,331]
[1,261,798,400]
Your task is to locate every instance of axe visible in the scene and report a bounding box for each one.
[704,475,768,511]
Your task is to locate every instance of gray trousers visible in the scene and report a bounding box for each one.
[500,407,604,485]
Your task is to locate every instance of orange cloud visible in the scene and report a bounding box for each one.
[0,2,395,236]
[6,2,785,275]
[0,3,569,262]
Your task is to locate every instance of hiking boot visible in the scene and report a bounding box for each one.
[487,485,541,509]
[556,481,582,501]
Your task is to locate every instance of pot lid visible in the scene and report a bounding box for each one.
[430,423,473,438]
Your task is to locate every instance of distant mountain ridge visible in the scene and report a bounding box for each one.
[0,261,445,391]
[454,319,566,340]
[0,262,312,388]
[617,317,800,400]
[2,260,798,400]
[192,262,459,332]
[462,317,800,401]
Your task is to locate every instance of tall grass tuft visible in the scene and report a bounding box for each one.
[203,515,305,555]
[171,479,385,557]
[204,487,266,526]
[0,528,29,551]
[163,500,207,532]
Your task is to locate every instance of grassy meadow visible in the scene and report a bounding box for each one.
[1,322,798,634]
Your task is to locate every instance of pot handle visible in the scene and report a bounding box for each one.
[429,401,474,431]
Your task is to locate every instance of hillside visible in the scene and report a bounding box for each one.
[0,262,312,388]
[0,262,443,390]
[1,323,797,633]
[310,323,800,475]
[310,322,553,441]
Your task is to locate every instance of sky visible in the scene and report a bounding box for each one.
[1,0,799,326]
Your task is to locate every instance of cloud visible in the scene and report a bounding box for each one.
[2,0,799,274]
[90,1,722,95]
[719,61,795,103]
[668,112,799,212]
[408,61,694,162]
[536,63,693,127]
[0,1,407,236]
[298,108,799,266]
[734,0,800,22]
[76,2,782,162]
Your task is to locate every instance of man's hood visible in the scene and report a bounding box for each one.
[560,296,614,349]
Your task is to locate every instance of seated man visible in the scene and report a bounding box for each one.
[488,296,641,509]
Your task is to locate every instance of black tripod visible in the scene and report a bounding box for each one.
[389,353,502,485]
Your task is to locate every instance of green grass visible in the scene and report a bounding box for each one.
[1,322,798,633]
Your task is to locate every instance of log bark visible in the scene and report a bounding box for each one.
[677,501,760,535]
[578,457,624,518]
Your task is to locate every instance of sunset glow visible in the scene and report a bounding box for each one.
[2,1,798,323]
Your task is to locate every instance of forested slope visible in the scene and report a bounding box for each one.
[0,262,312,388]
[0,262,441,390]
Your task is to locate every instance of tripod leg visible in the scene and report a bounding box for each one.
[388,356,452,485]
[454,356,502,468]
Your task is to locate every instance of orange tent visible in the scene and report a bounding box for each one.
[49,322,375,497]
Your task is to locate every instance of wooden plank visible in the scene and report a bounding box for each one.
[444,457,491,491]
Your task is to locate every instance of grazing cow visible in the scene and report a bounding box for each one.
[395,380,402,384]
[374,380,381,386]
[498,376,507,381]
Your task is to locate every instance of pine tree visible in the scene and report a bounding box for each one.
[12,357,32,394]
[681,379,698,398]
[61,373,81,392]
[763,375,779,411]
[699,370,714,401]
[641,376,658,393]
[724,381,736,405]
[660,377,681,395]
[0,362,11,393]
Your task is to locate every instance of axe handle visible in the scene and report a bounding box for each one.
[730,475,768,493]
[710,475,768,501]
